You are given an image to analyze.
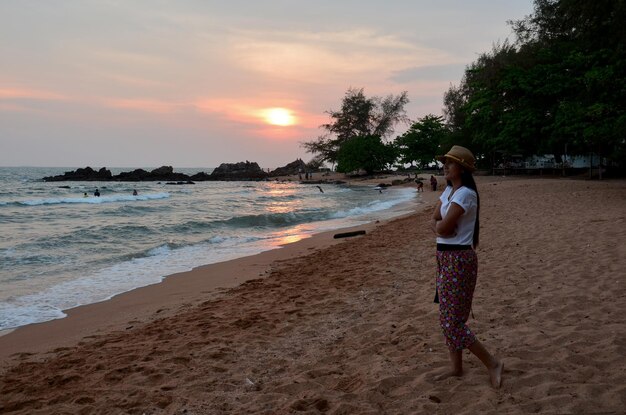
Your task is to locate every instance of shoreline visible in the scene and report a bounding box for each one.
[0,184,434,363]
[0,172,419,336]
[1,177,625,414]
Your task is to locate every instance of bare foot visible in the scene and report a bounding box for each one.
[433,370,463,382]
[489,360,503,389]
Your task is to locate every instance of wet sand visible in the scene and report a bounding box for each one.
[1,177,625,414]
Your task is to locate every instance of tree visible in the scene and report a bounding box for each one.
[442,83,466,134]
[440,0,626,173]
[395,115,448,168]
[336,135,397,175]
[306,157,325,171]
[302,88,409,164]
[442,82,474,153]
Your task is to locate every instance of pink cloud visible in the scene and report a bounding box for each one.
[102,98,185,113]
[0,102,33,112]
[0,87,68,101]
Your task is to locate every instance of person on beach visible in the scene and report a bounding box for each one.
[430,175,438,191]
[430,145,503,388]
[416,180,424,192]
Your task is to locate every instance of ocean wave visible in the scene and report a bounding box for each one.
[331,190,415,218]
[0,303,66,331]
[0,236,272,330]
[166,220,215,234]
[13,192,170,206]
[1,253,61,267]
[109,204,168,214]
[21,224,156,251]
[123,236,262,263]
[255,194,300,202]
[219,210,329,228]
[206,189,415,229]
[146,244,174,257]
[0,247,16,256]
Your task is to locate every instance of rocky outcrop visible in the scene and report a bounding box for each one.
[42,162,270,182]
[270,159,307,177]
[43,166,191,182]
[43,167,112,181]
[113,168,150,181]
[114,166,190,181]
[189,172,212,181]
[209,161,268,180]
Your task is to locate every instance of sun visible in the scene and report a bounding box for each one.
[264,107,295,126]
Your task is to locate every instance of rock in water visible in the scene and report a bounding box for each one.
[209,161,268,180]
[43,167,113,181]
[270,159,307,176]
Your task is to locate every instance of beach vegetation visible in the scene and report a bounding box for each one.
[336,135,397,175]
[302,88,409,166]
[306,157,325,172]
[395,114,448,169]
[443,0,626,171]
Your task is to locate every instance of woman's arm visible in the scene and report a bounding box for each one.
[432,200,442,221]
[430,200,442,234]
[435,202,465,237]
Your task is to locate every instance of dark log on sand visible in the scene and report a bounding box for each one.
[333,230,366,239]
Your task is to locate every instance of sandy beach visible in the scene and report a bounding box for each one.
[1,176,625,414]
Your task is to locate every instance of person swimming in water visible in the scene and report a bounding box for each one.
[132,189,138,196]
[94,188,100,197]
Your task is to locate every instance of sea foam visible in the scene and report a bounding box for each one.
[0,235,271,330]
[15,193,170,206]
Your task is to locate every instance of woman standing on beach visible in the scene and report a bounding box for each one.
[430,145,503,388]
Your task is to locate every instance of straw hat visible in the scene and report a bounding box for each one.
[436,145,476,172]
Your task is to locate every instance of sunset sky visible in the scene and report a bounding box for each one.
[0,1,534,169]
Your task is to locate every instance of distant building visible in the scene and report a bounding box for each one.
[524,155,556,169]
[562,154,602,168]
[496,153,604,171]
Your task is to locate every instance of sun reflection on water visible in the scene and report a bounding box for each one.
[269,224,312,246]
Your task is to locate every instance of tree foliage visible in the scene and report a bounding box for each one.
[395,115,448,168]
[443,0,626,168]
[302,88,409,165]
[336,135,397,175]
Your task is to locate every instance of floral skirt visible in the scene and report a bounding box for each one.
[436,249,477,351]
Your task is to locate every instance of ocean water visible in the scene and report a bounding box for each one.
[0,167,420,331]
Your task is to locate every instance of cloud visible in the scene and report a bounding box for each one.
[0,87,68,101]
[250,125,304,141]
[0,102,32,112]
[95,73,170,89]
[102,98,187,114]
[390,63,467,83]
[226,28,459,83]
[88,48,169,67]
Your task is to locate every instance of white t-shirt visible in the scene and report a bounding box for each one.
[436,185,477,246]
